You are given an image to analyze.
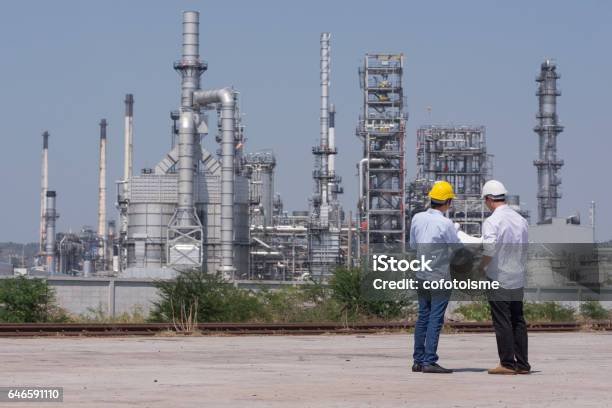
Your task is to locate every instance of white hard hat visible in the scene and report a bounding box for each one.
[481,180,508,198]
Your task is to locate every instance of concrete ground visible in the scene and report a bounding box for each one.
[1,332,610,408]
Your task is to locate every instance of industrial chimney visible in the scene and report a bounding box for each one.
[98,119,107,238]
[123,95,133,191]
[39,131,49,256]
[119,94,134,242]
[98,119,108,270]
[166,11,207,268]
[45,191,59,274]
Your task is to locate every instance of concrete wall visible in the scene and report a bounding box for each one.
[0,276,308,318]
[47,277,159,318]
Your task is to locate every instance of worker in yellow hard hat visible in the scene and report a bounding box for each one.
[428,180,455,204]
[409,180,460,374]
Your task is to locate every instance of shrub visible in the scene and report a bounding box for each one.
[579,301,610,320]
[259,285,343,323]
[149,269,265,324]
[0,276,68,323]
[329,266,414,321]
[454,301,491,322]
[524,302,575,322]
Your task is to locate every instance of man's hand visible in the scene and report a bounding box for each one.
[477,255,492,277]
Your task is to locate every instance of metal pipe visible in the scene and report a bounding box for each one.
[177,110,197,214]
[328,103,336,175]
[328,103,336,199]
[98,119,107,238]
[358,158,384,199]
[177,11,206,108]
[194,88,236,276]
[39,131,49,256]
[45,191,58,274]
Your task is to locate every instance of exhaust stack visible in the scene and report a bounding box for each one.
[39,131,49,255]
[98,119,107,238]
[123,95,133,189]
[167,11,207,268]
[45,191,59,274]
[98,119,108,270]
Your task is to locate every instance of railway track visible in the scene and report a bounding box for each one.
[0,320,609,337]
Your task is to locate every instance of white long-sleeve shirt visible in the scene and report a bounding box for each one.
[481,204,528,289]
[410,208,460,281]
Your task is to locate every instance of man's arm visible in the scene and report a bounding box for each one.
[478,219,497,275]
[409,218,417,249]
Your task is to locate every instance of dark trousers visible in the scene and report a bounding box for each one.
[488,287,530,371]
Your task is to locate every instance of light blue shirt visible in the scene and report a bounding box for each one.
[482,204,528,289]
[410,208,460,280]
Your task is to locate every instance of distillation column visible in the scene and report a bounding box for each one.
[39,131,49,256]
[308,32,342,278]
[311,32,332,227]
[534,59,564,224]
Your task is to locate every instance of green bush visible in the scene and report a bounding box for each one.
[524,302,575,322]
[0,276,68,323]
[329,266,414,321]
[579,301,610,320]
[454,301,491,322]
[259,285,344,323]
[149,269,265,323]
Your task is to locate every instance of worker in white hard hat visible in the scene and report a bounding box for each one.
[478,180,531,375]
[409,181,460,374]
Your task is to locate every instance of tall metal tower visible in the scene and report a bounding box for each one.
[357,54,407,254]
[534,59,564,224]
[166,11,208,267]
[311,32,334,227]
[39,131,49,256]
[309,32,341,278]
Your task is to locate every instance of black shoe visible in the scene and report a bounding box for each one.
[422,363,453,374]
[412,363,423,372]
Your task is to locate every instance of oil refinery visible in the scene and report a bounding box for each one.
[27,11,598,286]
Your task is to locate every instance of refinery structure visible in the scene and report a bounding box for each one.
[30,11,596,282]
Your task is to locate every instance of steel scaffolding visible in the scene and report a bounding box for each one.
[357,54,407,255]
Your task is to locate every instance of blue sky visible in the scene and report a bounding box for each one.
[0,0,610,242]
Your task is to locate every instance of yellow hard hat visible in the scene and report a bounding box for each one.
[428,181,455,202]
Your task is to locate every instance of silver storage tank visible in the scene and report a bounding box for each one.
[126,174,177,268]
